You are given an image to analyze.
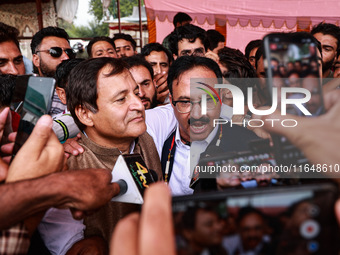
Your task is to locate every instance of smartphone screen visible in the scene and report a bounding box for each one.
[263,33,324,165]
[11,77,55,158]
[173,183,338,255]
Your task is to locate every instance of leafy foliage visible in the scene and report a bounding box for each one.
[58,0,145,38]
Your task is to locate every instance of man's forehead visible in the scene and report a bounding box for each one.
[115,39,132,47]
[314,33,338,47]
[178,38,204,47]
[147,51,168,61]
[0,41,21,56]
[40,36,70,47]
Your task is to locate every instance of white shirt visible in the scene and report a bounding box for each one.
[38,209,84,255]
[146,104,218,196]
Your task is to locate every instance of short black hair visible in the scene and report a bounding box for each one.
[87,36,116,58]
[55,58,85,89]
[218,47,256,78]
[67,57,128,131]
[0,74,16,108]
[244,39,262,60]
[168,24,208,56]
[141,43,173,64]
[167,56,222,95]
[206,29,225,51]
[112,33,137,50]
[30,26,70,54]
[173,12,192,27]
[181,206,218,230]
[255,43,264,70]
[0,22,20,50]
[123,55,154,80]
[311,22,340,50]
[237,206,265,225]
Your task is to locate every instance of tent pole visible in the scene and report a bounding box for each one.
[35,0,43,30]
[138,0,143,48]
[117,0,121,33]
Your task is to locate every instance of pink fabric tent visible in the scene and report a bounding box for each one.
[144,0,340,53]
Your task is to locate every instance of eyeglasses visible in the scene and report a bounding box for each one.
[172,97,218,114]
[35,47,75,59]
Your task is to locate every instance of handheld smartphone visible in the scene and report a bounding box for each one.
[0,75,30,156]
[11,76,55,158]
[173,183,339,255]
[263,33,324,166]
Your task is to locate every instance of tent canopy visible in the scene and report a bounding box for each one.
[144,0,340,52]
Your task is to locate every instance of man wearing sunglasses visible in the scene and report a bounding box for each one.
[31,26,75,116]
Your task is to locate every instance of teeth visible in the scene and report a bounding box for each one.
[191,124,206,132]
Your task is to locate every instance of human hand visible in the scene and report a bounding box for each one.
[205,51,219,63]
[6,115,65,182]
[63,133,84,158]
[111,183,175,255]
[56,168,120,219]
[261,90,340,166]
[154,72,169,104]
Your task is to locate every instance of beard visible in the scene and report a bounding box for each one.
[150,91,158,109]
[39,59,56,77]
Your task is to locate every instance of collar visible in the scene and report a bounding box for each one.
[174,123,219,147]
[81,132,136,155]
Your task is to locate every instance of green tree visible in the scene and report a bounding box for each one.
[89,0,144,20]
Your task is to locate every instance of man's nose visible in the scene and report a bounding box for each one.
[120,49,126,57]
[154,64,161,75]
[4,62,19,75]
[130,93,144,111]
[60,50,70,61]
[138,85,146,98]
[190,101,203,119]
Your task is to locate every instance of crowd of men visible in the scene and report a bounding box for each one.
[1,10,340,255]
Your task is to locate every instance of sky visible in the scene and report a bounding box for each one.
[73,0,94,27]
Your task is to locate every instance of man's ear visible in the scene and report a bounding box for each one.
[75,105,94,127]
[32,54,40,69]
[55,87,67,105]
[173,54,177,60]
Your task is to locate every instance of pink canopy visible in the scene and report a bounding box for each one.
[144,0,340,52]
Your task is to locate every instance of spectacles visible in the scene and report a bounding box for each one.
[172,97,218,114]
[36,47,75,59]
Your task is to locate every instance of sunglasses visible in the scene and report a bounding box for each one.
[36,47,75,59]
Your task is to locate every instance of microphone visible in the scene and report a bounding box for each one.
[111,154,156,204]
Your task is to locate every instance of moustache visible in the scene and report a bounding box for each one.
[188,116,210,125]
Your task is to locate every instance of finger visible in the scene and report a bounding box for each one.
[0,157,8,182]
[63,138,84,155]
[20,115,53,160]
[1,143,14,155]
[155,72,167,84]
[261,111,306,141]
[335,199,340,226]
[323,90,340,111]
[139,183,175,255]
[0,107,9,130]
[111,213,139,255]
[2,156,12,164]
[0,108,10,140]
[70,208,85,220]
[8,132,16,143]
